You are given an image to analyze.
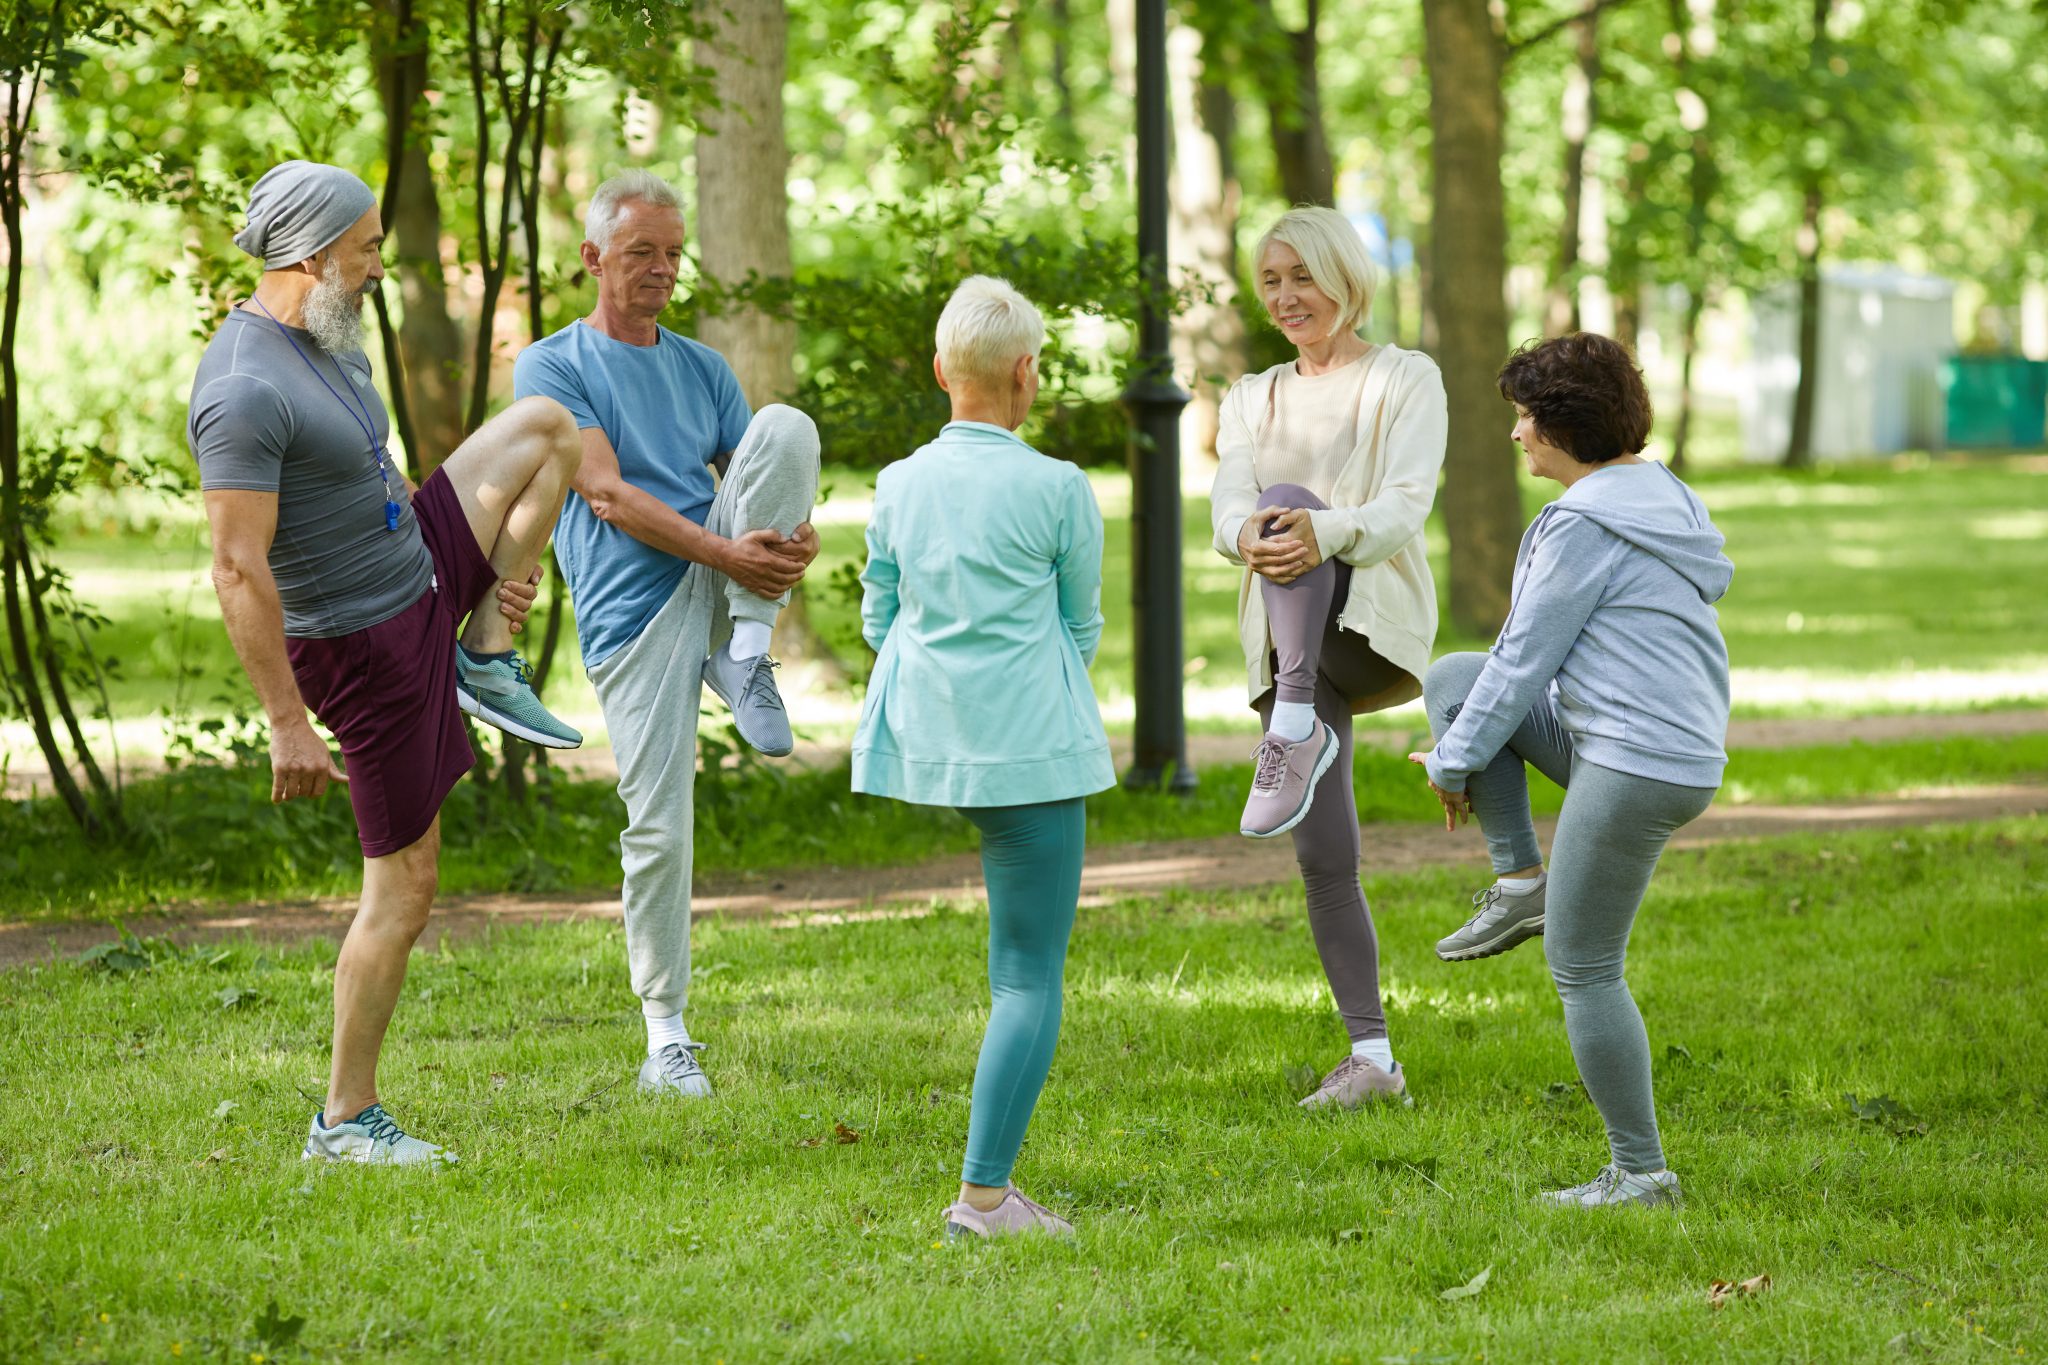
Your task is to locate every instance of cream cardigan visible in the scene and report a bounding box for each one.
[1210,344,1448,713]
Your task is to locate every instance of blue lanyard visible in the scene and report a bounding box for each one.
[251,297,403,531]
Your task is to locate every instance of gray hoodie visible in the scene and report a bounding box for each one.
[1428,460,1733,792]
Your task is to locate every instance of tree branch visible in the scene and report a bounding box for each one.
[1507,0,1635,57]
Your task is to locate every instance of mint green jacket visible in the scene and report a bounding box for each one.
[851,421,1116,808]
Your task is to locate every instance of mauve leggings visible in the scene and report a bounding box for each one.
[1253,483,1409,1043]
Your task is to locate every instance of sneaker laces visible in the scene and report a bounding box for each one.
[1460,884,1506,933]
[654,1041,706,1084]
[352,1104,408,1147]
[1563,1163,1624,1199]
[1316,1055,1365,1091]
[1250,736,1291,794]
[742,656,785,714]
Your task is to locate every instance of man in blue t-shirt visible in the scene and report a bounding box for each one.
[514,170,820,1099]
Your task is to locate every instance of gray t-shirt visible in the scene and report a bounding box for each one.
[187,307,434,638]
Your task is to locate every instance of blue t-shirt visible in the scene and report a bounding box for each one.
[513,321,751,667]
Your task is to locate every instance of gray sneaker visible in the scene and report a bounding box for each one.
[1240,719,1339,838]
[942,1188,1075,1241]
[455,647,583,748]
[1298,1055,1410,1110]
[1540,1163,1682,1209]
[637,1042,712,1098]
[301,1103,457,1166]
[702,648,793,757]
[1436,881,1546,962]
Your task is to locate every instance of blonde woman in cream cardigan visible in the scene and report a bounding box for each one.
[1211,206,1448,1110]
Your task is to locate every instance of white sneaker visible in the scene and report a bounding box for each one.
[1540,1163,1682,1209]
[301,1104,457,1166]
[638,1042,712,1097]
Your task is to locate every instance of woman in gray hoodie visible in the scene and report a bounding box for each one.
[1411,333,1733,1209]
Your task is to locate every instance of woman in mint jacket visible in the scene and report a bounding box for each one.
[853,276,1115,1241]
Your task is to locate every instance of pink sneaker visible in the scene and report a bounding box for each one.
[1298,1056,1410,1110]
[941,1188,1076,1241]
[1240,719,1339,838]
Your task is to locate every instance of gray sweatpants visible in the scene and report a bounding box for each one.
[586,405,820,1022]
[1423,651,1714,1173]
[1254,483,1409,1044]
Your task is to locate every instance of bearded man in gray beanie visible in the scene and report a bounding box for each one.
[189,160,583,1164]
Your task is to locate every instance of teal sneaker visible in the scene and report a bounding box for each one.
[301,1104,457,1166]
[455,646,582,749]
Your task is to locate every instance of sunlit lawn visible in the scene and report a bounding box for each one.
[38,454,2048,755]
[3,820,2042,1361]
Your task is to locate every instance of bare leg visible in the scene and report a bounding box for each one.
[326,819,441,1122]
[433,395,582,654]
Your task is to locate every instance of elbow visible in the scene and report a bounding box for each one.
[209,552,262,598]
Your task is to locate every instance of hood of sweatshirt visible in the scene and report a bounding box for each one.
[1549,460,1733,604]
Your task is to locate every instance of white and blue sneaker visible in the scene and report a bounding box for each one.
[455,646,583,749]
[301,1103,457,1166]
[702,648,793,757]
[637,1042,712,1098]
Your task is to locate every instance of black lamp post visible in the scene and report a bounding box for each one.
[1121,0,1196,793]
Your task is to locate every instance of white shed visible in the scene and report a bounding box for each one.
[1743,266,1954,460]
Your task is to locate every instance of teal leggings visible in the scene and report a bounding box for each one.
[958,797,1086,1187]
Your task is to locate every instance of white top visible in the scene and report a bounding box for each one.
[1209,344,1449,711]
[1250,351,1379,504]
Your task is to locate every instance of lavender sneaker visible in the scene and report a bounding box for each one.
[1298,1056,1410,1110]
[942,1188,1075,1241]
[1239,719,1339,838]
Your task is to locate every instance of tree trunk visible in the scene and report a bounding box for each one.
[1664,0,1719,470]
[377,0,467,474]
[1423,0,1523,638]
[1784,0,1830,468]
[1544,12,1601,337]
[1263,0,1334,207]
[696,0,796,408]
[1167,17,1247,460]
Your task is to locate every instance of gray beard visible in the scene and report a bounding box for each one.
[304,261,368,355]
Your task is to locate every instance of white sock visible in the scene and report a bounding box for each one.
[1350,1036,1396,1070]
[1497,872,1546,894]
[646,1012,693,1057]
[1268,700,1316,743]
[726,619,774,661]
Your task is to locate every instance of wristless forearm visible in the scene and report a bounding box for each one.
[215,577,308,729]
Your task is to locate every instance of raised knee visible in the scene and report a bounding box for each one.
[512,396,581,465]
[751,404,820,463]
[1423,651,1487,721]
[1257,481,1314,511]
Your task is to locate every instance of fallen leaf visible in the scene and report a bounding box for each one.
[1334,1227,1363,1243]
[795,1136,824,1149]
[490,1073,509,1091]
[1708,1273,1771,1308]
[196,1148,233,1166]
[211,1100,238,1121]
[833,1122,860,1144]
[1439,1265,1491,1301]
[216,985,260,1010]
[1284,1063,1320,1098]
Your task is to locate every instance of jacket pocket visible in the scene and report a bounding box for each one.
[1554,680,1630,742]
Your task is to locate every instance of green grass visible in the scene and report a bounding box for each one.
[3,820,2043,1361]
[5,730,2047,922]
[31,454,2048,751]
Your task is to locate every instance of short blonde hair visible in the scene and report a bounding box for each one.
[1254,207,1377,336]
[935,275,1045,388]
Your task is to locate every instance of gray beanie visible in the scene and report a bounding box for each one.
[233,161,378,271]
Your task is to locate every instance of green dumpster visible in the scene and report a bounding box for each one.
[1943,355,2048,448]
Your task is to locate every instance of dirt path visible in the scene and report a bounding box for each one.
[5,781,2041,969]
[10,706,2045,796]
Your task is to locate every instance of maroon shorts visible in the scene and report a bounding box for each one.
[286,470,495,859]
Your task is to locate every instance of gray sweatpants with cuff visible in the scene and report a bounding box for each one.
[1253,483,1409,1045]
[1424,650,1715,1174]
[587,405,820,1024]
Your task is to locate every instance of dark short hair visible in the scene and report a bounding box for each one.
[1496,333,1653,464]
